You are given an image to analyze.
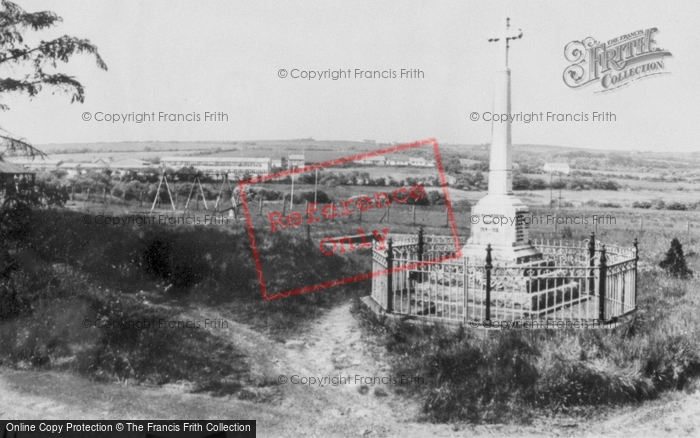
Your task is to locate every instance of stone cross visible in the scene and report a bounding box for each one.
[488,18,523,70]
[485,17,522,196]
[465,18,539,263]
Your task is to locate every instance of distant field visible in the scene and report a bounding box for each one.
[26,140,700,206]
[36,141,240,153]
[48,150,199,162]
[34,139,408,164]
[69,192,700,247]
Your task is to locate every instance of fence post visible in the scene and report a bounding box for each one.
[485,244,492,322]
[387,203,390,223]
[588,232,596,296]
[259,197,263,216]
[86,188,90,201]
[598,245,607,322]
[412,205,416,225]
[306,223,311,243]
[71,185,75,201]
[633,237,639,310]
[386,238,394,313]
[417,226,424,262]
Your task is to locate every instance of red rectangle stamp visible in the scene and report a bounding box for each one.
[239,138,462,301]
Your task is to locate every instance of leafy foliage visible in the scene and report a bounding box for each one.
[659,238,692,278]
[0,0,107,156]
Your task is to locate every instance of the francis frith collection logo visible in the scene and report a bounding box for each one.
[563,27,672,92]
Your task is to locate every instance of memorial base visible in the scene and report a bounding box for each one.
[463,193,542,264]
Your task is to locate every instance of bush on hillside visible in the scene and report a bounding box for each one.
[659,238,693,278]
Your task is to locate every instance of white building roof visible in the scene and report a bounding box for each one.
[543,162,570,174]
[7,157,62,166]
[161,156,271,163]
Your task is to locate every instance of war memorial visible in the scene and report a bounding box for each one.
[365,19,639,327]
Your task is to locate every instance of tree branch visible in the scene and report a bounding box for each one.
[0,131,46,159]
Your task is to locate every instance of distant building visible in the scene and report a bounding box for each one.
[358,155,386,166]
[56,162,79,177]
[161,156,272,176]
[108,158,152,175]
[288,154,305,169]
[91,157,111,166]
[7,156,62,171]
[385,155,410,166]
[57,161,109,177]
[409,157,427,166]
[543,162,570,174]
[0,160,35,189]
[387,158,409,166]
[271,159,283,169]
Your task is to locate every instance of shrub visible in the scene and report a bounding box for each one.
[659,238,693,278]
[560,226,574,239]
[632,201,652,209]
[652,200,666,210]
[111,186,124,198]
[425,190,444,206]
[253,188,284,201]
[666,202,687,211]
[286,190,333,204]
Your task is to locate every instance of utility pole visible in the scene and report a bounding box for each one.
[290,172,295,210]
[558,172,562,209]
[314,167,318,204]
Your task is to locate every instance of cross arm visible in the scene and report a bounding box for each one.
[506,29,523,40]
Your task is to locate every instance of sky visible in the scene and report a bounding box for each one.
[2,0,698,152]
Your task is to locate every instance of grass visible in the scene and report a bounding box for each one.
[353,210,700,424]
[0,208,366,392]
[3,196,700,419]
[0,270,251,394]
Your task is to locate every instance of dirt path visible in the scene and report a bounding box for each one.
[271,302,429,437]
[580,389,700,437]
[2,301,699,437]
[190,301,458,437]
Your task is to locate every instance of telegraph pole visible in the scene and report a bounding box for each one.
[314,167,318,204]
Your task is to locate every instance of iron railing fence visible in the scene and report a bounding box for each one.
[370,231,638,326]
